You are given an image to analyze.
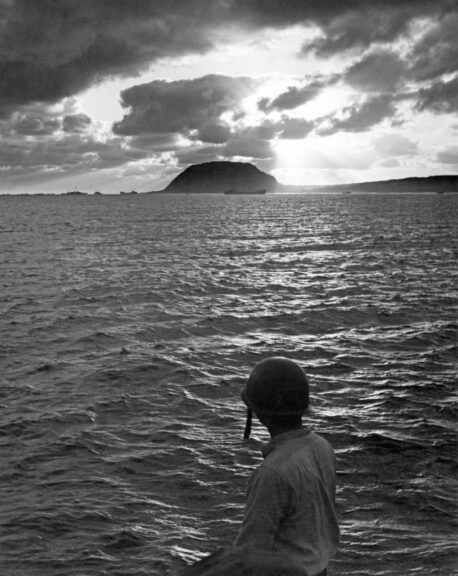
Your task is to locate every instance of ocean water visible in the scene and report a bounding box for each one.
[0,192,457,576]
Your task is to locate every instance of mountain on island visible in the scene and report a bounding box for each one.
[328,175,458,194]
[162,161,277,193]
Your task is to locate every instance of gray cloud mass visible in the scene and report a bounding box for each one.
[0,0,456,189]
[344,51,406,93]
[63,113,92,133]
[0,0,455,114]
[113,75,255,137]
[319,95,397,135]
[416,76,458,113]
[258,79,328,112]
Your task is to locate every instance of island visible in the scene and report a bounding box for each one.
[149,161,277,194]
[324,175,458,194]
[145,162,457,195]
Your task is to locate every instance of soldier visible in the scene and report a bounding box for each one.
[235,356,339,576]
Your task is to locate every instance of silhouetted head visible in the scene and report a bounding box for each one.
[242,357,309,438]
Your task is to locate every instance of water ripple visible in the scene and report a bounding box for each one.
[0,193,457,575]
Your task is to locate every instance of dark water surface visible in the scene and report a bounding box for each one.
[1,193,457,575]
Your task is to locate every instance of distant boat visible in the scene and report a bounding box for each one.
[341,190,352,196]
[65,190,86,195]
[224,188,266,195]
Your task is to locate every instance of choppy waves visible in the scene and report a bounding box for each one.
[0,193,457,575]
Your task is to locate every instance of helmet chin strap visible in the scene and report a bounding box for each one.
[243,407,252,439]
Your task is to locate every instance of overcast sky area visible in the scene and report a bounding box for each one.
[1,0,457,193]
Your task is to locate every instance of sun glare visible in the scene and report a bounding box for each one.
[273,133,374,186]
[273,139,323,185]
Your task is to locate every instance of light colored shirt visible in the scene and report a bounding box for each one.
[235,428,339,576]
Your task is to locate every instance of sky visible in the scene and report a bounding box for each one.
[0,0,457,194]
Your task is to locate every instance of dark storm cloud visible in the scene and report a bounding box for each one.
[416,76,458,113]
[177,117,314,165]
[0,0,215,114]
[113,75,255,137]
[277,118,315,139]
[407,11,458,82]
[195,124,232,145]
[175,121,281,165]
[304,8,410,57]
[225,0,449,38]
[174,116,313,164]
[300,0,453,56]
[128,133,180,152]
[344,51,406,92]
[0,130,148,176]
[1,0,453,115]
[63,113,92,133]
[320,95,396,135]
[13,115,60,136]
[258,79,329,112]
[0,94,157,189]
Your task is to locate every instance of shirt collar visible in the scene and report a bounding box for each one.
[261,427,311,458]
